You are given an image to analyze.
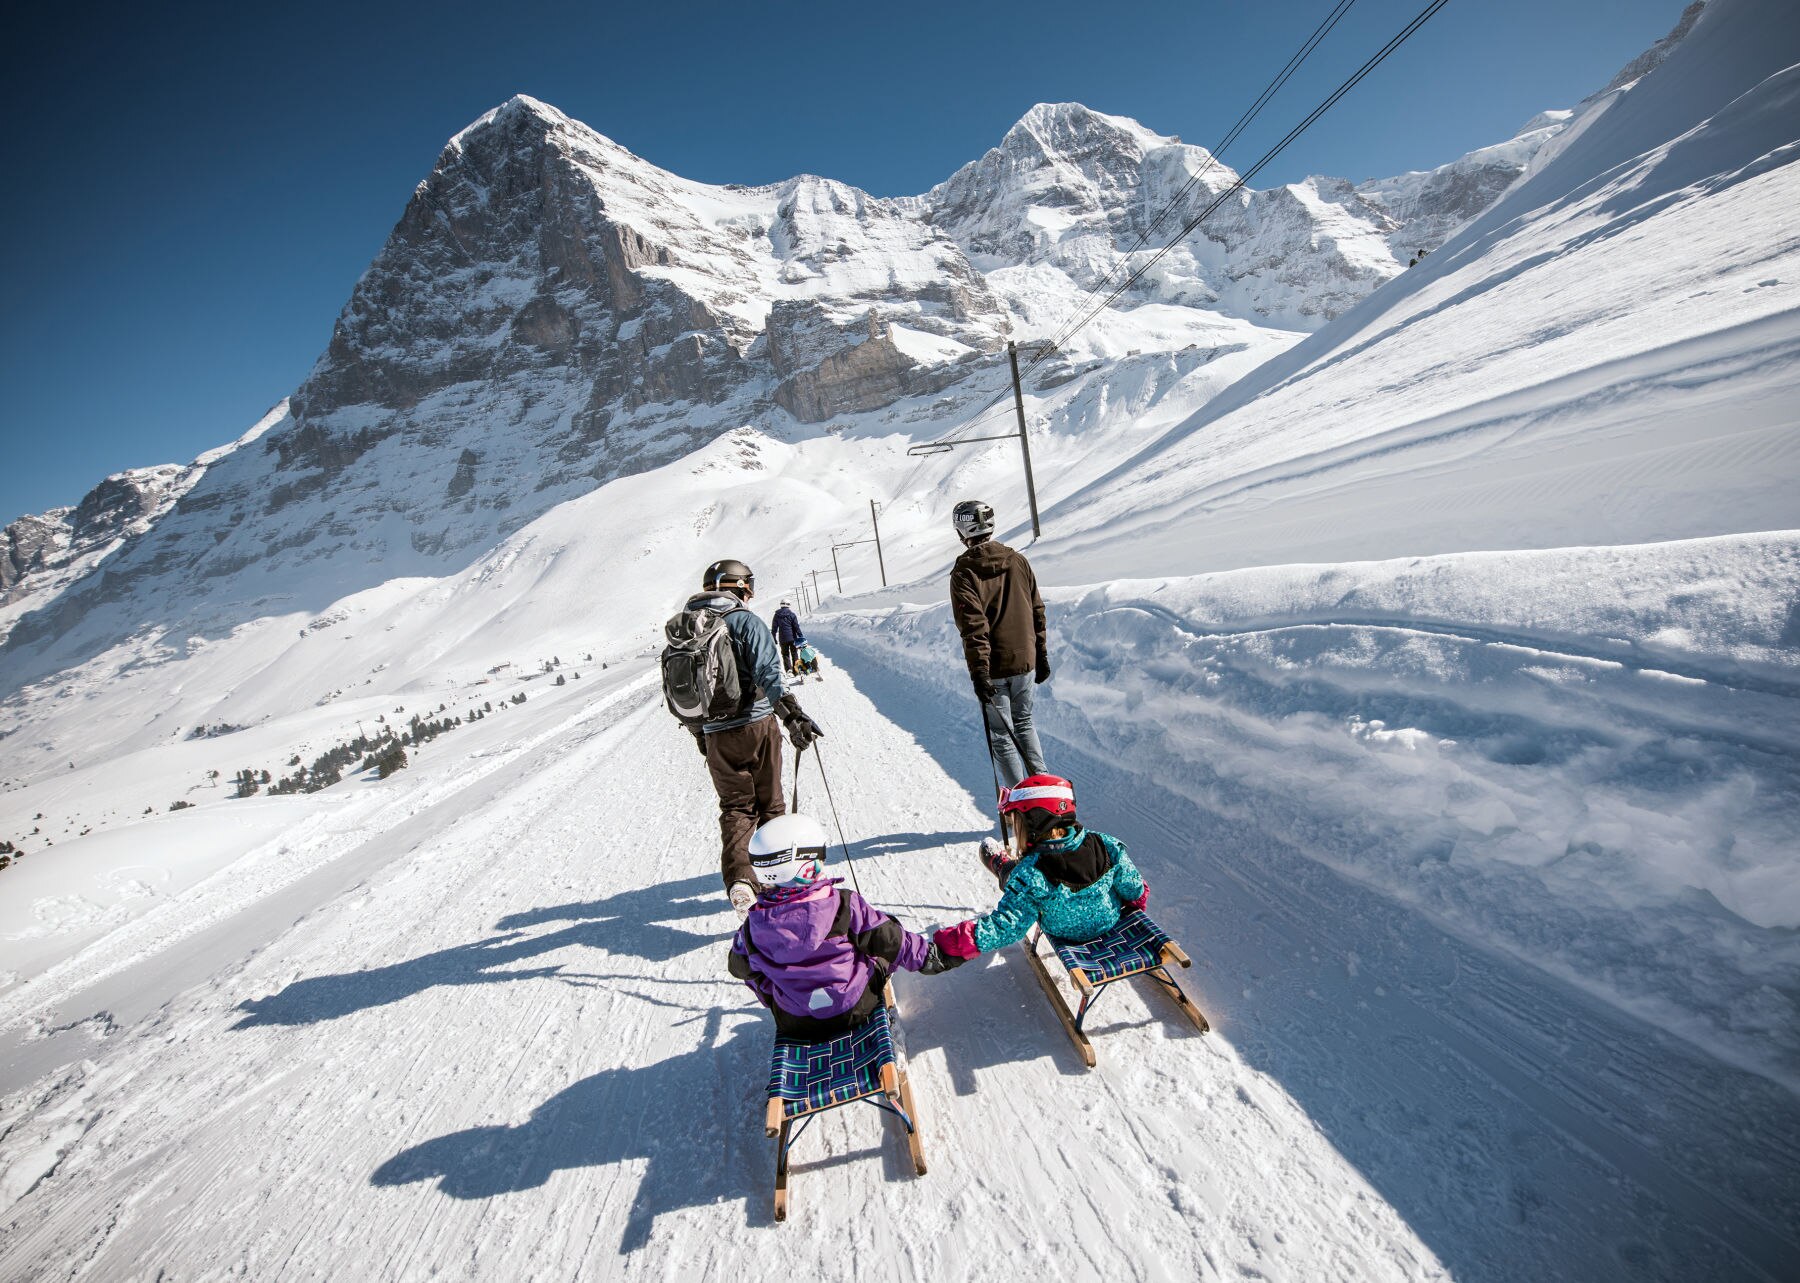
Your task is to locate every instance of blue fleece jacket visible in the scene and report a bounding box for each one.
[685,591,787,732]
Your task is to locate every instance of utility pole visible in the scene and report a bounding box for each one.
[810,568,820,603]
[830,546,843,594]
[905,342,1046,540]
[1007,340,1043,540]
[869,500,887,587]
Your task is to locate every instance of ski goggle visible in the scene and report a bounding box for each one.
[750,845,827,888]
[1001,782,1075,811]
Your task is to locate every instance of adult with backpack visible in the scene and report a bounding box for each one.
[772,599,805,676]
[949,500,1049,788]
[662,558,825,916]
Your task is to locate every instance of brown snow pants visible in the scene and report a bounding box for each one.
[705,713,787,889]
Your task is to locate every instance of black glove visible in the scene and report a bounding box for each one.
[973,675,996,704]
[776,694,823,751]
[692,731,709,758]
[919,942,966,976]
[1035,655,1051,685]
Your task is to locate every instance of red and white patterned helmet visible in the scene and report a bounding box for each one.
[1000,775,1076,825]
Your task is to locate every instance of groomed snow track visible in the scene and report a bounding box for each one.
[1,650,1794,1281]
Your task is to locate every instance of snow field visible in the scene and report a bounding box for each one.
[0,660,1454,1281]
[1026,0,1800,585]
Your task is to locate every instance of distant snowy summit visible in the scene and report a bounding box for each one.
[0,43,1664,659]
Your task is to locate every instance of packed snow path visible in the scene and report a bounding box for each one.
[1,654,1795,1281]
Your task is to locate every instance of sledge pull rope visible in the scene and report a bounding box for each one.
[806,744,864,897]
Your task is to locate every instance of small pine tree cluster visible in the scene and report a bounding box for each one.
[268,733,379,795]
[187,723,246,740]
[230,702,478,801]
[374,743,409,778]
[0,838,15,872]
[402,711,458,748]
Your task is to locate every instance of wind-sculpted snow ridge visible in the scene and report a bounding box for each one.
[819,531,1800,1092]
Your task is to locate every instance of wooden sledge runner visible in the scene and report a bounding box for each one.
[763,988,925,1221]
[1019,909,1209,1067]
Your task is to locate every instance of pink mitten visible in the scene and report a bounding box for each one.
[934,920,980,959]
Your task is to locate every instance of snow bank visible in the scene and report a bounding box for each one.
[818,531,1800,1089]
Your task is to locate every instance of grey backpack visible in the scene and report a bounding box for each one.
[661,601,746,729]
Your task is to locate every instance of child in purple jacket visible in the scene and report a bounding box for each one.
[727,814,960,1040]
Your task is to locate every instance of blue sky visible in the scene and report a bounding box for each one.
[0,0,1691,522]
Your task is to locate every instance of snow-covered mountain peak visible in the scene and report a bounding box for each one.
[1003,101,1176,162]
[446,92,579,151]
[1,70,1618,685]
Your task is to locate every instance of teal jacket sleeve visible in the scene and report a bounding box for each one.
[1107,836,1145,904]
[972,861,1045,953]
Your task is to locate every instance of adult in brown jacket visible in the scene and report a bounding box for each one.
[949,499,1049,787]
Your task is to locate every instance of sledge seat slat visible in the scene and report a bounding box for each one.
[1047,909,1179,985]
[765,1001,899,1121]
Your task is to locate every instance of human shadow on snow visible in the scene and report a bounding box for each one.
[372,1008,776,1252]
[233,871,724,1029]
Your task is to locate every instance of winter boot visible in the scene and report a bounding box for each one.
[978,836,1019,887]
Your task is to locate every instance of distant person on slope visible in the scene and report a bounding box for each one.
[772,599,805,676]
[949,500,1049,787]
[661,559,824,916]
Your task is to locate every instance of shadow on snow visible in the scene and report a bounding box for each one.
[371,1008,773,1253]
[233,872,724,1029]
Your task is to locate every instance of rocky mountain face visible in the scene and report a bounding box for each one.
[2,91,1576,670]
[1357,111,1576,261]
[2,465,200,604]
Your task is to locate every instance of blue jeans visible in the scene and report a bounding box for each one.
[982,672,1047,787]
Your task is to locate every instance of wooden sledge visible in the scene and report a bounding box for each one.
[1019,910,1209,1067]
[763,989,925,1221]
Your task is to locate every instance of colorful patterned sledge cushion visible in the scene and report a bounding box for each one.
[766,1003,897,1119]
[1048,910,1175,984]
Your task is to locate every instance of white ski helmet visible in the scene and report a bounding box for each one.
[953,499,995,542]
[748,813,830,888]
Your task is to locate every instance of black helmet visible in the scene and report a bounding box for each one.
[703,558,755,596]
[953,500,995,542]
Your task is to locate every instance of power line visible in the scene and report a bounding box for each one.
[882,0,1451,525]
[913,0,1371,459]
[1034,0,1360,365]
[1030,0,1454,370]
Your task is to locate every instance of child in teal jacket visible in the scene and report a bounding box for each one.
[933,773,1148,960]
